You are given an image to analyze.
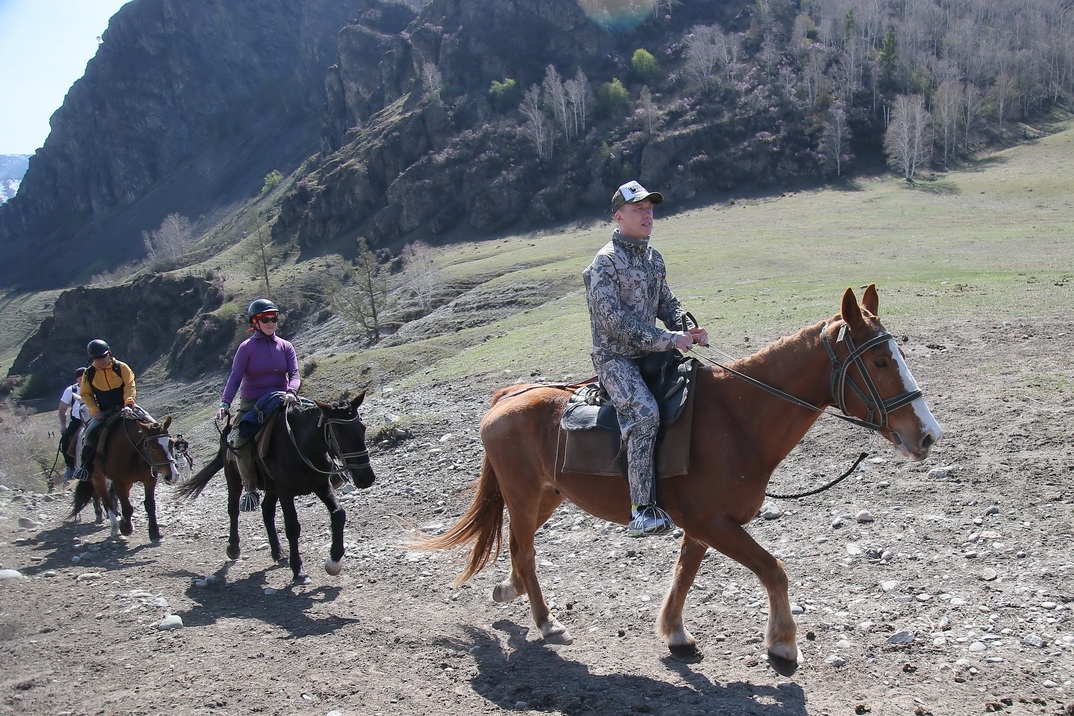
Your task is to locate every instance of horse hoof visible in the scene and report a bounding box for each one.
[293,572,311,585]
[492,582,519,603]
[120,523,133,536]
[767,650,799,677]
[542,619,574,645]
[669,642,703,662]
[324,558,342,576]
[226,544,241,560]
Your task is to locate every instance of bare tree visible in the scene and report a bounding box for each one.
[400,240,441,310]
[142,213,194,264]
[884,93,934,182]
[638,86,657,135]
[933,78,962,165]
[330,237,393,344]
[563,69,591,138]
[962,82,985,152]
[543,65,571,143]
[520,84,552,159]
[991,71,1019,136]
[684,24,723,91]
[820,102,852,177]
[421,61,443,100]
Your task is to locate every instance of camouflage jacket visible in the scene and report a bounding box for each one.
[582,229,686,364]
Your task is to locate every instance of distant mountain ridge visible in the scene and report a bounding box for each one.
[0,155,29,204]
[1,0,1071,291]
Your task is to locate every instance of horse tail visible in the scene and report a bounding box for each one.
[175,430,226,499]
[67,479,96,519]
[414,454,505,585]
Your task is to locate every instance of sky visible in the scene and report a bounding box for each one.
[0,0,130,155]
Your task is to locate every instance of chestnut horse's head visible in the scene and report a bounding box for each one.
[831,284,942,460]
[141,415,178,484]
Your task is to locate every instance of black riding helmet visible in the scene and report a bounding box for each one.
[87,339,111,359]
[247,298,279,322]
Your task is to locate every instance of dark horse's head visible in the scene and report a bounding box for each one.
[314,392,375,489]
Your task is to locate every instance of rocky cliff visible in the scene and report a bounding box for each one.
[9,273,228,399]
[0,0,375,289]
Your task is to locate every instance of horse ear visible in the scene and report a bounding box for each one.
[162,416,172,431]
[351,391,366,410]
[841,286,864,329]
[861,283,879,316]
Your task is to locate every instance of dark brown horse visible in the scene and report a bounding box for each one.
[420,285,941,667]
[178,394,375,583]
[70,414,177,541]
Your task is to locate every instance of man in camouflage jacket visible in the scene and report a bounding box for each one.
[582,180,708,537]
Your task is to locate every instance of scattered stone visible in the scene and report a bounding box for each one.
[0,568,25,580]
[75,572,103,582]
[880,580,900,592]
[825,654,846,667]
[927,466,952,479]
[968,641,987,652]
[887,631,914,644]
[855,510,875,523]
[979,569,999,582]
[17,517,41,528]
[158,615,184,630]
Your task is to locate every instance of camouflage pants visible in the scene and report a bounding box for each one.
[595,354,660,507]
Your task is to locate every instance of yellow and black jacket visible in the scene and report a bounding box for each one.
[79,359,136,414]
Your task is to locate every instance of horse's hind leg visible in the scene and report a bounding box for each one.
[497,487,572,644]
[278,495,308,584]
[224,460,243,560]
[260,492,283,563]
[115,484,135,537]
[657,534,708,660]
[314,486,346,576]
[143,479,161,541]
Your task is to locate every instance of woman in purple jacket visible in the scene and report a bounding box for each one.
[215,298,300,508]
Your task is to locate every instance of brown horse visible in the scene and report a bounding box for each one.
[70,413,177,541]
[420,285,941,667]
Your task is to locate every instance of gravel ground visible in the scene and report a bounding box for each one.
[1,314,1072,716]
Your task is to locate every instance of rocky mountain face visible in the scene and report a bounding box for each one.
[10,274,229,399]
[0,0,375,289]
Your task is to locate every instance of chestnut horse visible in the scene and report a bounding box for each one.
[178,394,375,584]
[69,414,177,541]
[421,285,941,666]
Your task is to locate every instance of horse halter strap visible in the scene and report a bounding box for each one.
[317,411,371,472]
[822,322,921,430]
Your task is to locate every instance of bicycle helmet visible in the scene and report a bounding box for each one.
[87,339,111,359]
[247,298,279,322]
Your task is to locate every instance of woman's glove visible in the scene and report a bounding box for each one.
[215,403,229,421]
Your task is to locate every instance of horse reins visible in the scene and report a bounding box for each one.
[690,319,921,499]
[118,417,175,475]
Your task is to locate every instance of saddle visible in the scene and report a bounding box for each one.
[94,404,156,459]
[558,351,699,479]
[238,392,288,459]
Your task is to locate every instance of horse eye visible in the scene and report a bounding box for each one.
[874,358,888,369]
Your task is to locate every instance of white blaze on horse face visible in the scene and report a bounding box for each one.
[156,435,178,478]
[888,337,943,456]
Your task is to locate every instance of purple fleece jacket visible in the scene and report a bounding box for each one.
[220,331,300,405]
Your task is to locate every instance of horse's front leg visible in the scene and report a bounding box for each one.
[278,495,308,584]
[314,485,346,576]
[657,534,709,660]
[700,514,797,665]
[143,477,161,541]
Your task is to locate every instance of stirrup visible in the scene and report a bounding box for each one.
[74,467,91,482]
[240,490,261,512]
[627,504,676,537]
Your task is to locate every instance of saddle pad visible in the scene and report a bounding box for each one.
[558,375,697,479]
[256,409,281,460]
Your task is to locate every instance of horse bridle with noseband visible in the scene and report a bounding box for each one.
[283,406,371,477]
[120,419,174,474]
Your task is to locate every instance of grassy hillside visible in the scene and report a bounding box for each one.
[296,122,1074,400]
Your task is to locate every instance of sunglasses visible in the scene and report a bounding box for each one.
[257,315,279,323]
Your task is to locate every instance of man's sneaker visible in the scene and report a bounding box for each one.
[62,468,74,483]
[240,490,261,513]
[74,467,91,482]
[628,505,675,537]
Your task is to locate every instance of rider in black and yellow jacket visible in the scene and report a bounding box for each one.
[74,339,137,481]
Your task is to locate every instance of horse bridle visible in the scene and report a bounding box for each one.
[120,420,175,474]
[821,322,922,431]
[283,406,371,477]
